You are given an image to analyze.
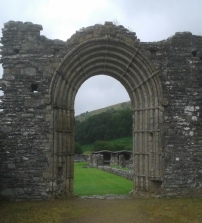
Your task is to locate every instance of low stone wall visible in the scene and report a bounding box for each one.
[74,154,88,162]
[98,166,133,180]
[88,154,104,167]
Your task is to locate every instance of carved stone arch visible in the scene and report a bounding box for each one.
[2,21,202,201]
[49,25,163,196]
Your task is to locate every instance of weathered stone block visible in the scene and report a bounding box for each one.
[21,68,36,76]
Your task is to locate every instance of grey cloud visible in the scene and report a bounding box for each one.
[0,0,202,115]
[75,76,130,115]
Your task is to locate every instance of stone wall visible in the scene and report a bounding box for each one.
[0,21,67,200]
[74,154,88,162]
[0,21,202,199]
[89,151,133,168]
[140,32,202,196]
[98,166,133,181]
[88,154,104,167]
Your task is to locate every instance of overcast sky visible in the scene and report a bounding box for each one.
[0,0,202,115]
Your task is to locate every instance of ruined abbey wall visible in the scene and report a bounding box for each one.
[142,33,202,196]
[0,21,202,200]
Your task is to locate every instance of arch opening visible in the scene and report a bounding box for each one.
[75,75,130,115]
[74,75,133,195]
[48,34,164,197]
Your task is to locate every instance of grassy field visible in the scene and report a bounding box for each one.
[74,162,133,195]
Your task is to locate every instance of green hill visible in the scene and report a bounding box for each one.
[75,100,132,154]
[75,101,131,122]
[75,107,132,146]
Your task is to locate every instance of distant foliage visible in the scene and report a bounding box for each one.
[91,140,126,152]
[74,143,83,154]
[75,109,132,145]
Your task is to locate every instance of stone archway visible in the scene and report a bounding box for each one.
[48,23,164,196]
[1,21,202,200]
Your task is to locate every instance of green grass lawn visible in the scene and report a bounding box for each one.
[74,162,133,195]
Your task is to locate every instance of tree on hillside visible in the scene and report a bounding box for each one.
[74,108,132,145]
[91,140,126,152]
[74,143,83,154]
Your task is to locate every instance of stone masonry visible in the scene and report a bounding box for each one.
[0,21,202,200]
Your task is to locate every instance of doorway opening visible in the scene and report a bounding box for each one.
[74,75,133,196]
[49,30,163,197]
